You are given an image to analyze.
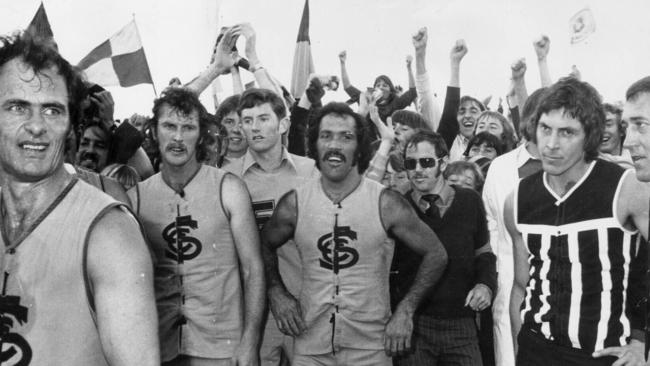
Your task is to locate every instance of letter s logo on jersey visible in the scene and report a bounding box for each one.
[317,226,359,272]
[0,294,32,365]
[162,214,202,262]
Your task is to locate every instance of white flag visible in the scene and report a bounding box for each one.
[569,8,596,44]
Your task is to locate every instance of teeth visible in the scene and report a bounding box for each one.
[23,144,46,151]
[328,157,342,162]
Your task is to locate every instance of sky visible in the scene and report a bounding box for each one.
[1,0,650,118]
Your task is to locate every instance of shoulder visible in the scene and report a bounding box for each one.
[618,169,650,212]
[289,153,317,177]
[380,188,414,223]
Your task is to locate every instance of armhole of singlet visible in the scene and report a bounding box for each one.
[135,183,141,216]
[220,171,231,221]
[82,203,146,321]
[613,168,639,235]
[513,178,521,233]
[99,174,106,192]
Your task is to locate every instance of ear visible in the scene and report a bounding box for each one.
[279,116,290,135]
[440,155,449,172]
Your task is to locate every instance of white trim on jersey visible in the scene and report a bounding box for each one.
[568,230,582,349]
[542,161,596,206]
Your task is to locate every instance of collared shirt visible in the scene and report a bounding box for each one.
[481,142,539,366]
[449,134,470,162]
[410,182,455,217]
[220,154,245,174]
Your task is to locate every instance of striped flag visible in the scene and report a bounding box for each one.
[290,0,315,98]
[77,20,154,88]
[27,2,57,49]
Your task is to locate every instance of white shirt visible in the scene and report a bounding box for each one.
[482,143,537,366]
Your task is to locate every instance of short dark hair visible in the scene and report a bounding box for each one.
[476,110,518,151]
[459,95,486,112]
[151,87,211,162]
[520,87,549,141]
[391,110,431,131]
[215,94,241,124]
[531,77,604,161]
[308,102,372,173]
[237,88,287,120]
[464,131,505,157]
[0,31,86,131]
[626,76,650,102]
[443,160,485,191]
[404,130,449,160]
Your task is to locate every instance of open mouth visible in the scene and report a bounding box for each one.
[169,146,186,154]
[20,142,48,152]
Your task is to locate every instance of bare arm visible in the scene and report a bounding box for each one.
[505,192,528,355]
[222,174,265,365]
[184,28,238,95]
[413,27,441,130]
[88,208,159,365]
[620,172,650,240]
[364,108,395,182]
[126,147,154,180]
[510,58,528,110]
[259,190,305,336]
[101,175,132,208]
[338,50,351,90]
[533,35,552,87]
[449,39,467,88]
[231,65,244,94]
[381,189,448,355]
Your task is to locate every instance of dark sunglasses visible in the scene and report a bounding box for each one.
[404,157,441,170]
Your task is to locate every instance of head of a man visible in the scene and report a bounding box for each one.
[531,77,604,177]
[216,94,247,157]
[391,110,431,149]
[623,76,650,181]
[464,131,504,161]
[308,102,371,182]
[151,87,211,168]
[475,110,517,150]
[457,95,485,140]
[404,131,449,194]
[0,32,85,182]
[75,122,110,172]
[599,103,625,155]
[237,88,288,155]
[520,87,549,142]
[443,160,484,191]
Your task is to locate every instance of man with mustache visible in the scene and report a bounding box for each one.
[0,32,158,365]
[227,88,318,365]
[392,130,495,365]
[128,85,266,365]
[75,121,109,172]
[260,102,448,365]
[507,77,648,365]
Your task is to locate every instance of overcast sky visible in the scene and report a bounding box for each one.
[2,0,649,117]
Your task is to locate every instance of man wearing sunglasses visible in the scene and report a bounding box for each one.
[261,102,448,365]
[392,130,495,365]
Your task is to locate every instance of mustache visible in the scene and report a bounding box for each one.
[80,151,99,163]
[322,150,346,162]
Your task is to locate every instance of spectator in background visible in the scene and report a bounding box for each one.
[464,131,505,161]
[444,160,485,192]
[599,102,633,169]
[475,110,518,152]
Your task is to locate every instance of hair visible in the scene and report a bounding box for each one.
[307,102,372,173]
[603,102,625,137]
[625,76,650,102]
[443,160,485,191]
[459,95,486,112]
[151,87,212,162]
[215,94,241,124]
[520,87,549,141]
[476,110,518,151]
[101,163,141,190]
[0,31,86,131]
[374,75,396,95]
[531,77,604,161]
[464,131,505,158]
[237,88,287,120]
[403,130,449,160]
[391,110,431,131]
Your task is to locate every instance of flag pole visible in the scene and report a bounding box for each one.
[132,13,157,97]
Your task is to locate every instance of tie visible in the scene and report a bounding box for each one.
[422,194,441,222]
[518,158,543,179]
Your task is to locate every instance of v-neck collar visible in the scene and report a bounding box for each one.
[542,160,596,205]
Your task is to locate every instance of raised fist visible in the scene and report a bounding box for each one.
[511,58,527,80]
[533,35,550,60]
[450,39,468,63]
[412,27,428,51]
[338,50,347,63]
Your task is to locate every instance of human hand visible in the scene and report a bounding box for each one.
[230,338,260,366]
[213,27,238,72]
[369,105,395,142]
[384,306,413,356]
[338,50,347,63]
[232,23,259,65]
[90,90,115,131]
[592,339,645,366]
[412,27,427,52]
[450,39,468,64]
[569,65,581,80]
[465,284,492,311]
[533,35,550,61]
[511,58,527,80]
[268,286,305,337]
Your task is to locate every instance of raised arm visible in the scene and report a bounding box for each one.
[259,190,305,337]
[504,192,528,355]
[222,174,265,365]
[184,28,238,95]
[88,208,159,365]
[339,50,351,90]
[412,27,441,129]
[231,63,244,94]
[510,58,528,114]
[380,189,448,356]
[449,39,467,88]
[533,35,552,87]
[436,40,466,149]
[364,108,395,182]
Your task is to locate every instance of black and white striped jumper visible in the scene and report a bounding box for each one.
[514,159,644,353]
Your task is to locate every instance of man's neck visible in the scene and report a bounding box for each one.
[2,166,73,241]
[546,160,591,197]
[161,158,201,192]
[416,177,449,201]
[249,143,284,172]
[321,170,362,205]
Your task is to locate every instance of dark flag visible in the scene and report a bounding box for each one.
[290,0,315,98]
[27,2,57,49]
